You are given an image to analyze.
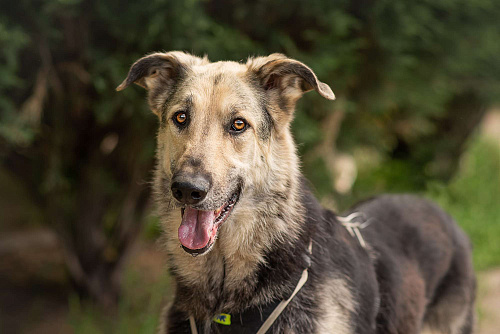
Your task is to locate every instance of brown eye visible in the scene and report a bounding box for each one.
[231,119,246,132]
[174,111,188,126]
[176,113,186,123]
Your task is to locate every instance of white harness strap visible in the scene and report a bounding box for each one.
[189,240,313,334]
[255,239,313,334]
[337,212,373,249]
[189,315,198,334]
[188,214,371,334]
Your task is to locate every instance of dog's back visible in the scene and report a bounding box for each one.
[347,195,476,333]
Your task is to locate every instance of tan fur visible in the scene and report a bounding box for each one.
[151,59,306,295]
[315,278,356,334]
[119,51,336,329]
[116,53,330,297]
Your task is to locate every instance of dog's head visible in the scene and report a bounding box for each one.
[118,52,334,256]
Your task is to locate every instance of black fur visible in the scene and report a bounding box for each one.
[164,180,475,333]
[115,53,475,333]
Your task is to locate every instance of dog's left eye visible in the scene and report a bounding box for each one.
[231,119,247,132]
[173,111,188,128]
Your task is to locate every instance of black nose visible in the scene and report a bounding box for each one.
[171,175,210,205]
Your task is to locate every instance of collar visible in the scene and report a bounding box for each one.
[189,239,312,334]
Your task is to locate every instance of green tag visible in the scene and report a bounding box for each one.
[213,313,231,325]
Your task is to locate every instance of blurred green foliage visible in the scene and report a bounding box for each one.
[429,137,500,271]
[0,0,499,311]
[69,261,171,334]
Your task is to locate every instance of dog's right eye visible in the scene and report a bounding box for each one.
[173,111,188,127]
[230,118,247,133]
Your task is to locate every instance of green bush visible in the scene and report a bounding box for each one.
[428,137,500,271]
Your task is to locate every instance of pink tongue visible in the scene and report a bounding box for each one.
[178,207,216,250]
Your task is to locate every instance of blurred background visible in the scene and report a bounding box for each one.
[1,0,499,333]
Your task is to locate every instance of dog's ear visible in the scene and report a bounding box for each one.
[247,54,335,122]
[117,51,207,113]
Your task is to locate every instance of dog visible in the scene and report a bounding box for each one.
[117,52,476,334]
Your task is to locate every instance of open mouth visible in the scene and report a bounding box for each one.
[178,190,240,256]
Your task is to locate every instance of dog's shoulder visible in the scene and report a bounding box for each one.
[297,181,380,333]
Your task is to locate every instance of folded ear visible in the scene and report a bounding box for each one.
[116,51,207,113]
[247,54,335,123]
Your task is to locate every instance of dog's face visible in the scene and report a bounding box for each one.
[118,52,334,256]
